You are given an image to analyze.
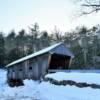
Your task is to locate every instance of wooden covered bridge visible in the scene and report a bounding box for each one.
[6,42,74,85]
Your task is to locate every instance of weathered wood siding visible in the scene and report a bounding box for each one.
[7,53,49,80]
[7,65,18,79]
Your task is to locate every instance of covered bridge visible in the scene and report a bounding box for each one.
[6,42,74,83]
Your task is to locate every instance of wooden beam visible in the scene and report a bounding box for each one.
[68,58,72,69]
[48,54,52,69]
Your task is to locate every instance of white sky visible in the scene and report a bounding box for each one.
[0,0,100,34]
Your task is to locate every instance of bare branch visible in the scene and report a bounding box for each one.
[82,8,100,14]
[79,0,100,15]
[82,4,100,7]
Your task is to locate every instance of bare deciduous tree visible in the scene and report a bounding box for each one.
[79,0,100,14]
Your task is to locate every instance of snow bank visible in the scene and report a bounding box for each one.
[46,72,100,84]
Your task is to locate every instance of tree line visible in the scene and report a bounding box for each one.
[0,23,100,69]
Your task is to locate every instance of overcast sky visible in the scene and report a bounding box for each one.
[0,0,100,34]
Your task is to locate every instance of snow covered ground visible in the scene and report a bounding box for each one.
[46,72,100,84]
[0,69,100,100]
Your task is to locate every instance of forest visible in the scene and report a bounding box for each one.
[0,23,100,69]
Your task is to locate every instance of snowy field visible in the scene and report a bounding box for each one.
[0,69,100,100]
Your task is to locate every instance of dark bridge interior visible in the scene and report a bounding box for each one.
[49,53,70,69]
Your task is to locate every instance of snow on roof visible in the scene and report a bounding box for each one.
[6,42,62,67]
[6,42,74,67]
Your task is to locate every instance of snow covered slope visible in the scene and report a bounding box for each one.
[0,69,100,100]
